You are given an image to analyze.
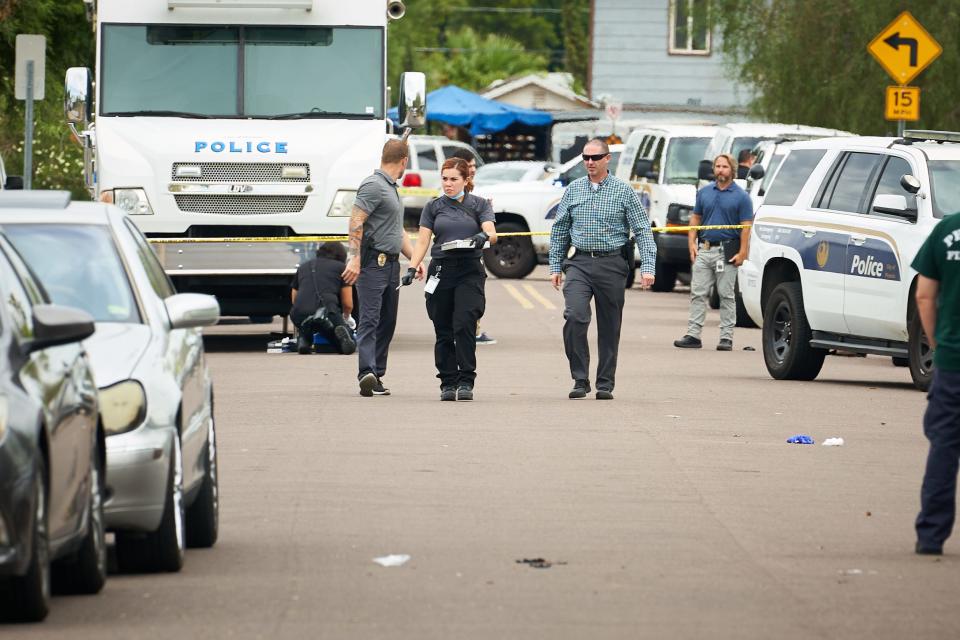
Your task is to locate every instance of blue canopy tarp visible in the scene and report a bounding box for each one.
[388,85,552,136]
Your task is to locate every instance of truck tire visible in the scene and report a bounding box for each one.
[116,437,185,573]
[908,311,933,391]
[0,459,50,622]
[651,264,677,292]
[762,282,826,381]
[483,222,536,279]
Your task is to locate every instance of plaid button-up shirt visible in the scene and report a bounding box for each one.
[548,173,657,275]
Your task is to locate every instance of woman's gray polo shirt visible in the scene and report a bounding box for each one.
[354,169,404,254]
[419,193,495,259]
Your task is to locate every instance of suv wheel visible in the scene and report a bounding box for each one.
[482,222,536,279]
[908,311,933,391]
[651,264,677,292]
[762,282,826,380]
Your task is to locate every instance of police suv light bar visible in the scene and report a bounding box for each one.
[167,0,312,9]
[902,130,960,144]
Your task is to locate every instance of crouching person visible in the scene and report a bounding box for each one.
[290,242,357,355]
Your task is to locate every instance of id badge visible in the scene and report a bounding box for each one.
[715,259,725,273]
[424,275,440,294]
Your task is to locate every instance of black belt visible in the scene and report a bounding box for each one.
[576,246,623,258]
[699,240,729,249]
[365,251,399,264]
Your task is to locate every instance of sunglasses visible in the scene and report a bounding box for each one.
[582,153,609,162]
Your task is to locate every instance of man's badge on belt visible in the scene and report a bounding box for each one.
[377,252,387,267]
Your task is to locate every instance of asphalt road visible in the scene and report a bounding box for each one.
[13,266,959,639]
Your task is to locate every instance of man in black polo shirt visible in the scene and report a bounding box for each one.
[291,242,355,355]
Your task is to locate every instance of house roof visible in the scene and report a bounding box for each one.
[482,74,598,109]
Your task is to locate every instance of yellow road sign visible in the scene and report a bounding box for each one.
[885,86,920,121]
[868,11,942,85]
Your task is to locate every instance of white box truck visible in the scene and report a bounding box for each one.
[64,0,418,318]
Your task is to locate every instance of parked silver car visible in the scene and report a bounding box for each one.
[1,195,220,574]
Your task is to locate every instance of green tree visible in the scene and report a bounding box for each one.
[0,0,95,196]
[712,0,960,134]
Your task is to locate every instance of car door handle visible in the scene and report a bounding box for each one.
[850,235,866,246]
[801,227,816,238]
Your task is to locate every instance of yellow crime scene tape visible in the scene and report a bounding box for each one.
[147,225,750,245]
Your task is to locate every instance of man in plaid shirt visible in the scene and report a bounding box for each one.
[549,138,657,400]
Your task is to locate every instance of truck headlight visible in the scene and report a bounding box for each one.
[100,380,147,436]
[112,189,154,215]
[327,190,357,217]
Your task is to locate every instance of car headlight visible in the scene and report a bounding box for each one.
[327,190,357,217]
[108,188,154,215]
[99,380,146,436]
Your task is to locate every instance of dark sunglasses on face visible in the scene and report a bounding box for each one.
[582,153,609,162]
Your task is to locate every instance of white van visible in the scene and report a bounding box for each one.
[616,124,718,291]
[698,122,851,187]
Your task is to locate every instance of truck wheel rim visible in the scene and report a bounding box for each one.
[770,300,792,362]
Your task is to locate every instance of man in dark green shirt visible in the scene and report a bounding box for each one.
[912,212,960,555]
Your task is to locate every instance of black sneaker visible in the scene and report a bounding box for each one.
[457,386,474,401]
[596,390,614,400]
[717,338,733,351]
[916,541,943,556]
[358,372,377,397]
[335,325,357,355]
[673,335,702,349]
[569,380,591,399]
[372,378,390,396]
[440,387,457,401]
[297,332,312,354]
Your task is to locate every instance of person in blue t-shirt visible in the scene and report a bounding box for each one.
[674,153,754,351]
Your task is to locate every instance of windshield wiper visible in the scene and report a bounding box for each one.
[265,110,376,120]
[106,110,214,119]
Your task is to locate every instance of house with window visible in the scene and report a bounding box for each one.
[589,0,750,116]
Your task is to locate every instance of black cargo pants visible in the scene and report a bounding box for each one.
[425,256,486,389]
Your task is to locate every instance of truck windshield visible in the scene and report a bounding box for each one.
[663,137,710,184]
[929,160,960,219]
[101,24,384,118]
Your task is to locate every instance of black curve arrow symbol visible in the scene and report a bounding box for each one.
[884,32,918,67]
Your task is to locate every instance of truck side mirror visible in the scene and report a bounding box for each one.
[748,164,765,180]
[4,176,24,191]
[397,72,427,129]
[698,159,714,181]
[900,174,921,194]
[632,158,653,180]
[64,67,93,125]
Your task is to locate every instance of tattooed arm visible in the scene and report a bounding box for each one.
[341,205,369,285]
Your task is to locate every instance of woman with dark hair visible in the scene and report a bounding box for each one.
[407,157,498,401]
[291,242,356,355]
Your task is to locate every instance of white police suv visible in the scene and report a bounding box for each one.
[739,130,960,390]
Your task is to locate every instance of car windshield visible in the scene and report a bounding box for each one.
[475,164,541,186]
[4,224,141,323]
[731,136,763,161]
[100,24,383,118]
[663,137,710,184]
[928,160,960,219]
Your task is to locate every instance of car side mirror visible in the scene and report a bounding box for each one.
[698,159,714,181]
[645,171,659,181]
[748,164,765,180]
[4,176,24,190]
[165,293,220,329]
[900,174,921,194]
[29,304,95,352]
[397,72,427,130]
[872,193,913,218]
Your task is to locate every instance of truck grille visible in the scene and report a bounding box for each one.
[170,162,310,183]
[174,195,308,215]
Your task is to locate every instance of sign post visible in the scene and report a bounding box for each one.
[15,35,47,190]
[867,12,940,136]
